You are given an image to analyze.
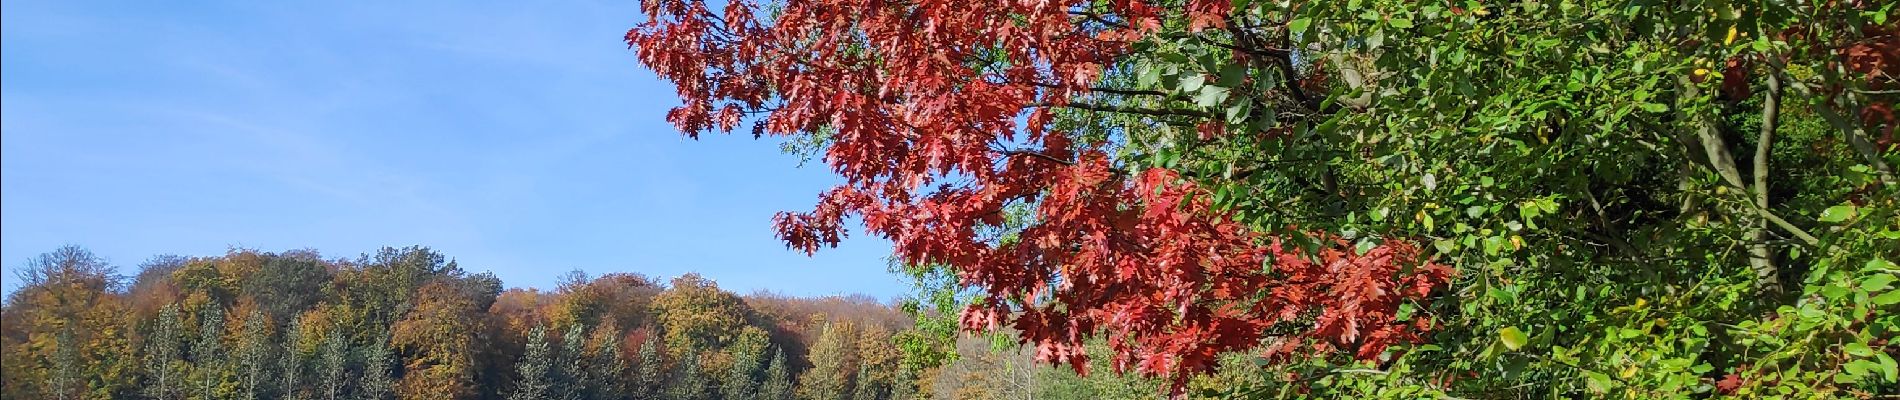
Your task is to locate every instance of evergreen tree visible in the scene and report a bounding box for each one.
[144,304,185,400]
[235,310,274,400]
[888,367,916,400]
[357,335,394,400]
[508,325,554,400]
[663,352,707,400]
[851,362,883,400]
[797,322,858,400]
[280,319,305,400]
[318,331,350,400]
[583,323,630,400]
[720,330,769,400]
[557,324,586,400]
[632,334,663,400]
[756,348,794,400]
[192,306,226,400]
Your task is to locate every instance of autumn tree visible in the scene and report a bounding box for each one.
[392,279,491,400]
[649,274,751,358]
[1,246,137,399]
[624,1,1456,394]
[844,326,900,400]
[627,0,1899,397]
[46,328,78,400]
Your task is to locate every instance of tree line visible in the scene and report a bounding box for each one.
[0,245,920,400]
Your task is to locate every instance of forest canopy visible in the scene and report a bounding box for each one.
[0,245,926,400]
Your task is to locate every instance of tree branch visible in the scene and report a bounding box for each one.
[1027,102,1214,119]
[996,150,1074,166]
[1024,81,1168,97]
[1814,103,1897,186]
[1748,74,1782,292]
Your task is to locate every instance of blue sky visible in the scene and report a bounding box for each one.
[0,0,904,298]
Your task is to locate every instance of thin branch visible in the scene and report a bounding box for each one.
[1023,81,1168,97]
[996,150,1074,166]
[1066,10,1130,29]
[1027,101,1215,119]
[1814,103,1898,186]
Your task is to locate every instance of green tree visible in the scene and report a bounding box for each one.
[242,255,331,324]
[508,325,554,400]
[192,305,226,400]
[632,334,664,400]
[234,310,273,400]
[719,328,770,400]
[756,348,793,400]
[663,352,708,400]
[557,324,586,400]
[280,319,305,400]
[144,304,186,400]
[317,331,349,400]
[357,335,394,400]
[797,321,858,400]
[582,322,631,400]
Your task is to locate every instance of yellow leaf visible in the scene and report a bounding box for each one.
[1724,25,1738,45]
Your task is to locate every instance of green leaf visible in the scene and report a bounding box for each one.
[1872,290,1900,306]
[1846,342,1877,357]
[1879,353,1898,382]
[1584,371,1615,393]
[1195,86,1230,107]
[1217,64,1247,88]
[1388,17,1413,29]
[1433,238,1457,254]
[1180,73,1207,92]
[1289,18,1312,35]
[1639,103,1668,113]
[1819,204,1858,223]
[1499,326,1528,350]
[1863,274,1898,292]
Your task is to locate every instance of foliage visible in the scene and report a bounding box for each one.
[626,0,1456,394]
[628,0,1900,397]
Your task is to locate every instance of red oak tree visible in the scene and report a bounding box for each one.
[626,0,1452,392]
